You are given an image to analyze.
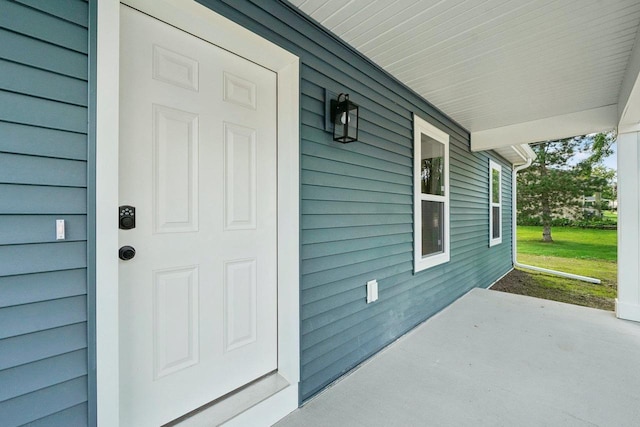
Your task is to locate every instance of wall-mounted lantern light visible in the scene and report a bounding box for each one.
[331,93,359,143]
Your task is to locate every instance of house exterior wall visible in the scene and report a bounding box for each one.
[0,0,514,423]
[196,0,514,402]
[0,0,91,425]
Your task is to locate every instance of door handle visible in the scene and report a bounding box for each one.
[119,246,136,261]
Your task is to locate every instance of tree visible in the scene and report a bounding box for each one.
[590,165,617,210]
[517,132,615,242]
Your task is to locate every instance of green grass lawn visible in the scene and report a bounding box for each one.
[495,225,619,311]
[517,226,617,261]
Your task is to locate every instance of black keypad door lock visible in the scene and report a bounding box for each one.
[119,246,136,261]
[119,205,136,230]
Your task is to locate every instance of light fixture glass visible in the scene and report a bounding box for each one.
[331,93,359,143]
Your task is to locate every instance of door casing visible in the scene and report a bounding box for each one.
[95,1,300,425]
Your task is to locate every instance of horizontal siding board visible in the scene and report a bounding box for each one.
[450,159,490,182]
[0,153,86,187]
[450,220,492,230]
[0,121,87,160]
[449,199,489,210]
[13,0,89,28]
[302,271,418,343]
[302,131,411,175]
[302,242,411,275]
[301,262,412,307]
[450,162,489,184]
[450,185,491,200]
[0,376,87,426]
[302,170,410,195]
[451,228,488,242]
[0,269,87,308]
[0,91,87,133]
[0,295,87,340]
[0,28,87,79]
[27,402,88,427]
[302,155,409,186]
[302,131,411,168]
[302,185,410,205]
[0,349,87,402]
[302,318,397,381]
[302,287,364,324]
[300,79,324,100]
[356,120,412,155]
[450,168,489,189]
[0,324,87,371]
[304,121,412,162]
[302,200,410,216]
[300,108,323,129]
[302,224,412,245]
[0,59,87,106]
[0,215,87,246]
[302,253,410,290]
[0,242,87,277]
[302,214,412,229]
[302,233,412,260]
[0,0,88,54]
[0,185,86,214]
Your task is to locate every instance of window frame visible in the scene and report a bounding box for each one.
[413,114,450,273]
[489,159,502,247]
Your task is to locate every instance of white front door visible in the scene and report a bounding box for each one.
[118,6,278,426]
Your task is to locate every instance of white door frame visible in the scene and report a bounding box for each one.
[95,1,300,425]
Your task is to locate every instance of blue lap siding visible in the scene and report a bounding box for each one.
[0,0,91,425]
[196,0,514,402]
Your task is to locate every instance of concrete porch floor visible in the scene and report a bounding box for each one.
[276,288,640,427]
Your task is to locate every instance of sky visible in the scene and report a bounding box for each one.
[603,143,617,170]
[566,138,617,172]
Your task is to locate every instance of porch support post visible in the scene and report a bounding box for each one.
[616,131,640,322]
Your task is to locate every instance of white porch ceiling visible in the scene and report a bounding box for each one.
[289,0,640,152]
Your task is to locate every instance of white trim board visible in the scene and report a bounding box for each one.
[488,159,502,247]
[95,0,300,425]
[471,105,617,150]
[95,0,120,425]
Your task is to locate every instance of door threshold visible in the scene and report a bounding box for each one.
[166,372,290,427]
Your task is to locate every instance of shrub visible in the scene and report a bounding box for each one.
[517,216,616,229]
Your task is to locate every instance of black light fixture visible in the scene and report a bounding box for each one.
[331,93,359,143]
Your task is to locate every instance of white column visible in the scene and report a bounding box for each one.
[616,131,640,322]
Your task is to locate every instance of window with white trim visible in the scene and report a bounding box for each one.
[414,114,450,272]
[489,160,502,246]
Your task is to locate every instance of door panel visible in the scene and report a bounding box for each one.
[153,105,199,233]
